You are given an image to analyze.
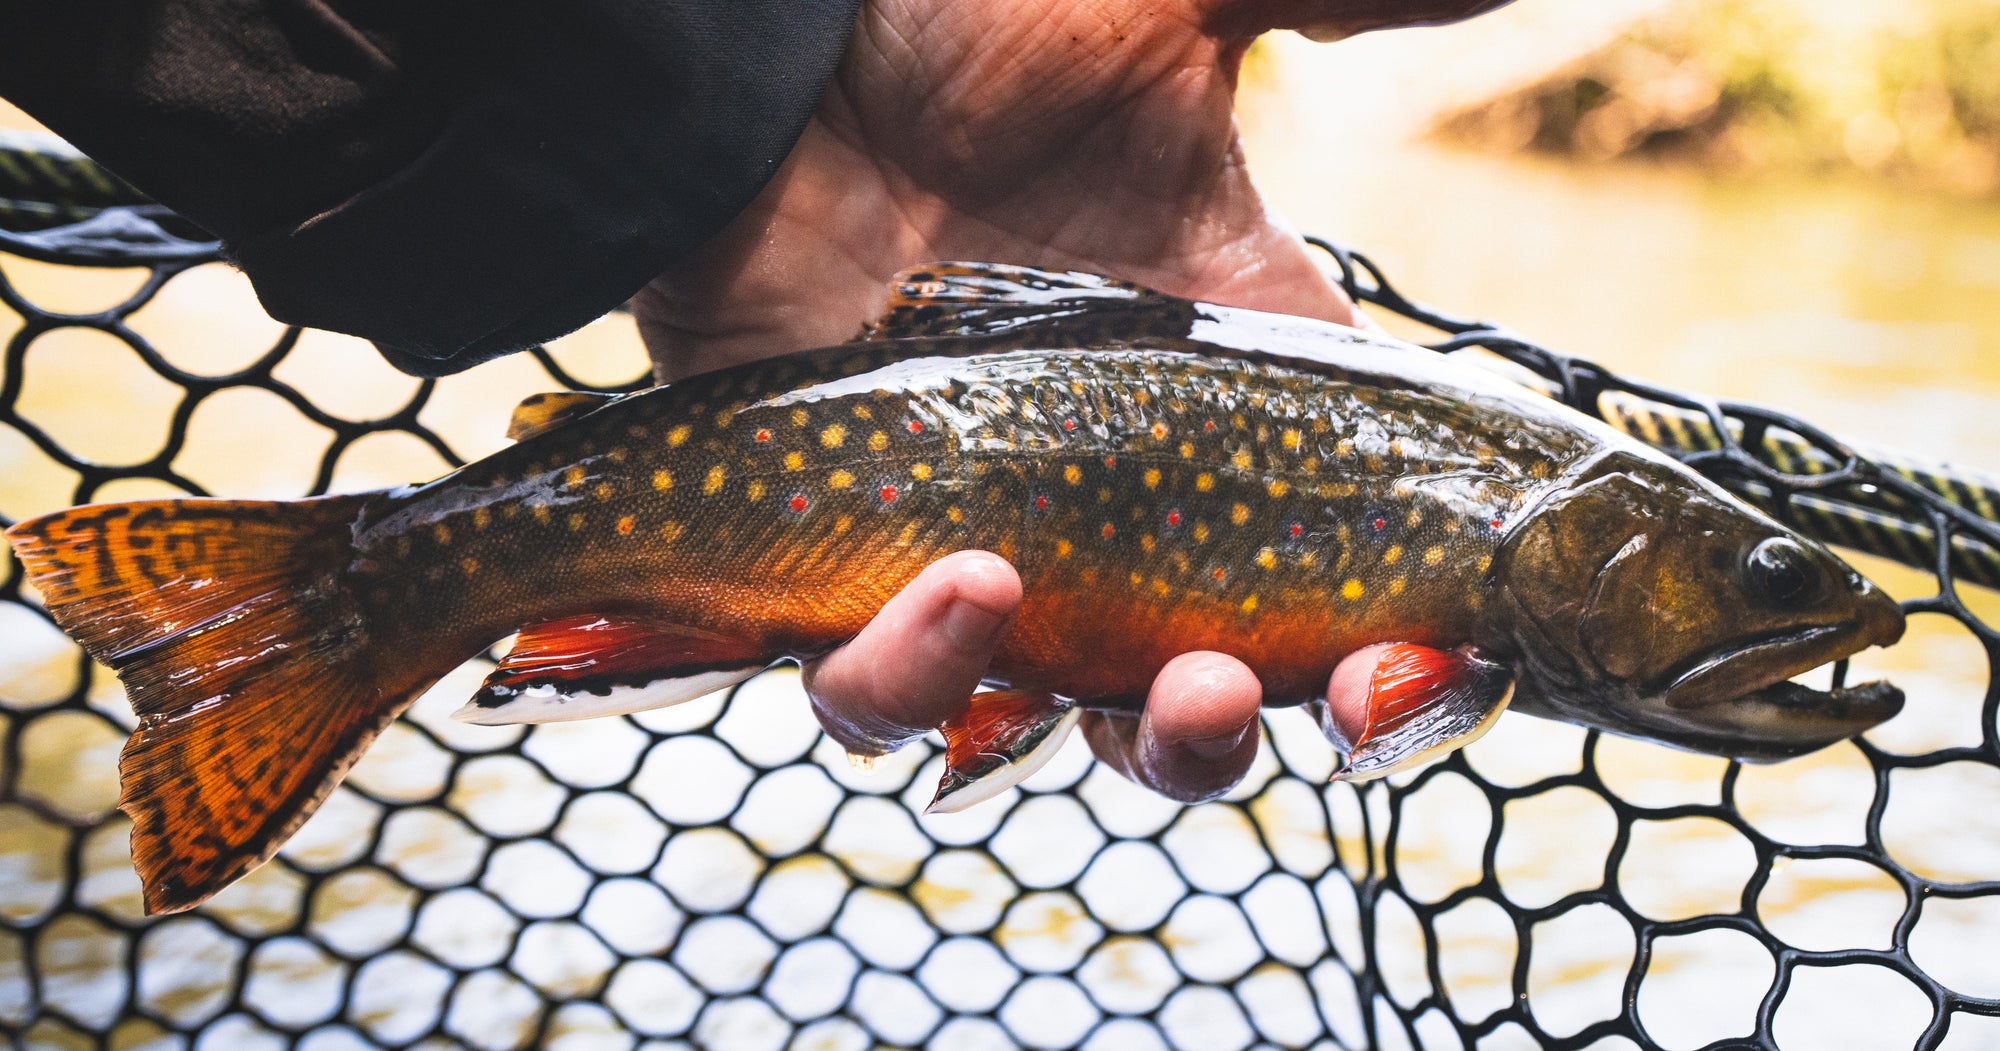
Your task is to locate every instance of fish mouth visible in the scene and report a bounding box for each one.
[1658,625,1904,760]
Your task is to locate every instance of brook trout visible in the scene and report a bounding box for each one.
[6,263,1906,915]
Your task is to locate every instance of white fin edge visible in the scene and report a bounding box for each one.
[450,666,764,725]
[925,705,1084,814]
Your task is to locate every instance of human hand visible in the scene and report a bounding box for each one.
[634,0,1512,802]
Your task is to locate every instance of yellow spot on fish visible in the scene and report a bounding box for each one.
[834,515,853,536]
[1267,479,1289,498]
[1282,428,1302,451]
[1055,539,1073,558]
[1365,455,1385,473]
[1406,509,1423,529]
[1389,576,1407,596]
[1153,578,1171,596]
[617,515,635,535]
[568,513,586,532]
[595,482,616,501]
[948,507,964,524]
[868,431,889,452]
[1335,439,1355,458]
[1232,448,1254,471]
[1477,555,1493,573]
[533,505,552,525]
[1241,595,1259,613]
[714,408,735,429]
[461,557,479,575]
[791,408,809,427]
[829,469,854,489]
[1194,522,1211,543]
[668,424,692,447]
[653,469,674,491]
[1300,551,1318,568]
[821,424,847,448]
[608,447,628,464]
[1180,441,1195,459]
[704,466,727,494]
[502,504,518,520]
[473,508,491,530]
[1141,535,1156,554]
[1064,465,1083,485]
[852,404,874,421]
[433,524,451,545]
[1342,579,1365,601]
[1144,468,1162,489]
[1231,503,1251,526]
[1384,545,1403,565]
[1256,547,1277,569]
[1195,473,1215,492]
[747,481,767,502]
[661,521,683,544]
[785,452,805,471]
[912,463,933,481]
[1130,571,1145,588]
[1424,546,1446,566]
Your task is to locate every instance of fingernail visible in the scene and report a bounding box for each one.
[940,598,1009,652]
[1183,720,1255,760]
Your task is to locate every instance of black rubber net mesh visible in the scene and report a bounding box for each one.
[4,136,2000,1051]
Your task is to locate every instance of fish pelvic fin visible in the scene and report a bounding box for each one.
[454,614,774,724]
[927,690,1081,814]
[1315,643,1514,782]
[858,262,1196,342]
[5,493,436,915]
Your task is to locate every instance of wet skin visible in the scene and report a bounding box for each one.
[360,271,1907,757]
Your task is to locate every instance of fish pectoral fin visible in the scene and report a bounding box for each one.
[926,690,1082,814]
[1313,643,1514,782]
[857,262,1187,341]
[452,615,773,725]
[505,391,619,442]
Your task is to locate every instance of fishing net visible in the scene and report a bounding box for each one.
[4,133,1999,1051]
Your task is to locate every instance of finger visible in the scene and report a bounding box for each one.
[1080,651,1264,803]
[802,550,1022,755]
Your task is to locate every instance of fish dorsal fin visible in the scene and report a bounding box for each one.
[507,391,618,441]
[858,261,1195,341]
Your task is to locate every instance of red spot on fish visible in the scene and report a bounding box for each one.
[1205,420,1217,432]
[1035,495,1049,511]
[1104,456,1117,468]
[1212,567,1227,581]
[789,494,810,513]
[1166,510,1182,527]
[1372,518,1387,531]
[1491,517,1504,529]
[1152,423,1170,439]
[1101,523,1116,540]
[1063,418,1078,432]
[754,429,772,443]
[1290,523,1304,538]
[617,516,635,535]
[880,485,899,503]
[907,420,924,434]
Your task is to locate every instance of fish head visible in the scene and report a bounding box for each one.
[1492,449,1906,761]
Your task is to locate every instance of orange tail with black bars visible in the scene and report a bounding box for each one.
[5,495,438,915]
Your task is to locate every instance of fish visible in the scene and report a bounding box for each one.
[5,262,1907,915]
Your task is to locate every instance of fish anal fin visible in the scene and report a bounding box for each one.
[927,690,1080,814]
[1316,643,1513,782]
[859,262,1189,341]
[506,391,618,442]
[455,614,773,724]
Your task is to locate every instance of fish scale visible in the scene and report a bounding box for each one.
[5,261,1907,914]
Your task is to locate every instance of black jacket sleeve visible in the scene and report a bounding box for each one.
[0,0,863,375]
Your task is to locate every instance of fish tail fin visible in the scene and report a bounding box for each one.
[5,493,432,915]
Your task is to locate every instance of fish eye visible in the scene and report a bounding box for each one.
[1744,537,1821,609]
